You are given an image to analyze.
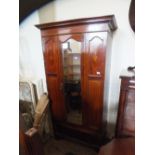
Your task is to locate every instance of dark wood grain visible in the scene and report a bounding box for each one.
[43,37,58,74]
[36,15,117,30]
[19,113,44,155]
[98,70,135,154]
[37,15,117,146]
[115,72,135,137]
[36,15,117,37]
[98,138,135,155]
[83,32,106,129]
[43,36,66,121]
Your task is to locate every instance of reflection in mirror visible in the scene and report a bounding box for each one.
[61,39,82,125]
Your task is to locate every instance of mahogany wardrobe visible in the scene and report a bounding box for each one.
[36,15,117,147]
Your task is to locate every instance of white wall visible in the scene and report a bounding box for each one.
[38,2,56,23]
[19,11,47,92]
[20,0,134,136]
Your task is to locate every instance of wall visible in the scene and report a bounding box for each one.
[19,0,134,136]
[38,2,56,23]
[19,11,47,92]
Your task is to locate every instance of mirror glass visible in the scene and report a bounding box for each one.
[61,39,82,125]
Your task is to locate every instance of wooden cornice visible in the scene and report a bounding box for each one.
[35,15,117,31]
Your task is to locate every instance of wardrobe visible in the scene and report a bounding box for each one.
[36,15,117,147]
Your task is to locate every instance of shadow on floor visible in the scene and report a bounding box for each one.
[44,138,98,155]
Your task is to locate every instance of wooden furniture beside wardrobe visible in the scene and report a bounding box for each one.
[19,112,44,155]
[115,69,135,138]
[99,69,135,155]
[19,94,50,155]
[36,15,117,147]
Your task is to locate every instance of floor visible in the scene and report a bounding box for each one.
[44,138,98,155]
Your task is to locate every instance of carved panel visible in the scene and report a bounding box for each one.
[47,76,66,121]
[82,32,107,130]
[86,79,103,129]
[87,35,105,77]
[43,38,58,74]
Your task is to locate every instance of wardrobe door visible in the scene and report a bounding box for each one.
[83,32,107,130]
[43,37,66,121]
[58,34,84,125]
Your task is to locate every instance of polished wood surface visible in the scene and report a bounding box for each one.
[98,138,135,155]
[44,36,66,121]
[19,113,44,155]
[115,70,135,137]
[36,15,117,30]
[37,16,117,146]
[36,15,117,37]
[98,70,135,154]
[83,32,107,129]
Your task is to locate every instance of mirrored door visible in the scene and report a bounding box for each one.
[61,38,83,125]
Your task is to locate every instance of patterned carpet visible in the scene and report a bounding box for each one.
[44,138,98,155]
